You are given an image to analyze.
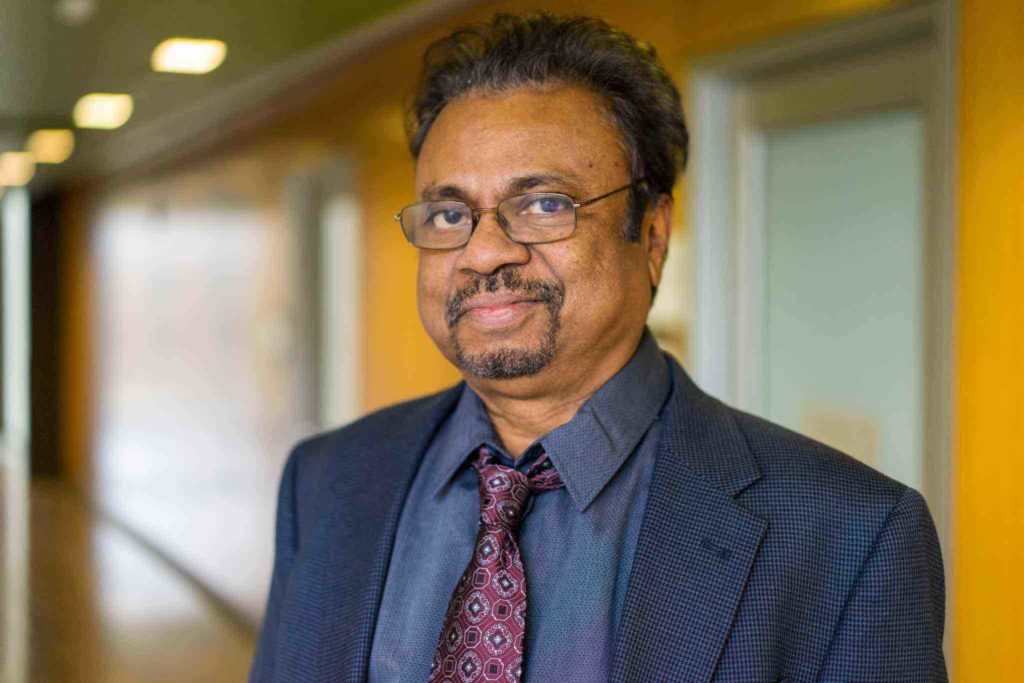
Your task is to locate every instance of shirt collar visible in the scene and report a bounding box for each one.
[429,384,503,498]
[430,328,672,512]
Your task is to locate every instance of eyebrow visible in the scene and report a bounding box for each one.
[420,171,586,204]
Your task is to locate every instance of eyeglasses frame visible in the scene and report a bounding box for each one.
[392,179,644,249]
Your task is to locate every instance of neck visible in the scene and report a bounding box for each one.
[465,329,644,457]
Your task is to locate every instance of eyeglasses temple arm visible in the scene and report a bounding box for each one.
[574,181,642,208]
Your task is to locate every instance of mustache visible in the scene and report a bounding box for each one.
[445,269,566,328]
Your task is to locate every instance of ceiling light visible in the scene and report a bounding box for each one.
[0,152,36,187]
[151,38,227,74]
[73,93,134,129]
[27,129,75,164]
[54,0,97,26]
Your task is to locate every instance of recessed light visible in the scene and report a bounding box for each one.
[54,0,97,27]
[73,93,134,129]
[151,38,227,74]
[27,129,76,164]
[0,152,36,187]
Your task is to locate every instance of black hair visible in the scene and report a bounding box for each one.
[406,12,689,241]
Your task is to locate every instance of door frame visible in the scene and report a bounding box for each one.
[1,186,32,683]
[316,157,364,428]
[686,0,957,663]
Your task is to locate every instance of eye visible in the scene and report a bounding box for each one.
[520,194,573,216]
[426,204,470,229]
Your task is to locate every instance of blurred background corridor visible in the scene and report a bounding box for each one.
[1,0,1021,681]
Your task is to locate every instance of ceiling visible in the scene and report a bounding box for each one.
[0,0,419,191]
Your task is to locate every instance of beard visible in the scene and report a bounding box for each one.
[445,268,566,380]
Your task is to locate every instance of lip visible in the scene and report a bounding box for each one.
[460,294,542,326]
[463,293,540,311]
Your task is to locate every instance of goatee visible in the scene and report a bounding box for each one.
[445,268,565,379]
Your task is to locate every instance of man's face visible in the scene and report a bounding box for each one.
[414,85,659,385]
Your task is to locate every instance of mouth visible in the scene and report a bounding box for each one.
[459,294,543,326]
[444,269,566,329]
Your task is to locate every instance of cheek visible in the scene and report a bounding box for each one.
[539,240,624,314]
[542,234,646,330]
[416,254,452,331]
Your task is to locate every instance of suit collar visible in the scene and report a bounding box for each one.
[660,356,763,498]
[278,385,463,681]
[611,356,768,682]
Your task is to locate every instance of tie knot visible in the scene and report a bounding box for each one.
[472,445,563,532]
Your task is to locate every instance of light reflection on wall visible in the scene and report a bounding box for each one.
[93,153,323,621]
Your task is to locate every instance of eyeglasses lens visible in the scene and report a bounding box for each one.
[401,201,473,250]
[499,193,576,243]
[401,193,577,249]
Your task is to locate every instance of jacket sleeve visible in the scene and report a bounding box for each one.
[249,444,302,682]
[816,486,948,682]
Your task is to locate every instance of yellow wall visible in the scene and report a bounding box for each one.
[954,0,1024,678]
[58,0,1024,677]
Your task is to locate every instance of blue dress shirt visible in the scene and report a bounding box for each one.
[368,330,672,682]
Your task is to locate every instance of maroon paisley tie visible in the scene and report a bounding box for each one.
[427,444,564,683]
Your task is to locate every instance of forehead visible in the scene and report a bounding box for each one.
[414,84,630,195]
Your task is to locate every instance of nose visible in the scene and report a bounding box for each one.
[455,211,530,275]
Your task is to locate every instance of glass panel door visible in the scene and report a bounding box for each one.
[762,110,925,488]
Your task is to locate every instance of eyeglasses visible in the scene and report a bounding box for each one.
[393,181,641,250]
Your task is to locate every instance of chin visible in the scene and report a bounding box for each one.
[451,327,559,380]
[454,345,555,380]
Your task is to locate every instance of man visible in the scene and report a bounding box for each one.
[251,13,946,683]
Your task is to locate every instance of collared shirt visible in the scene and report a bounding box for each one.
[368,329,672,682]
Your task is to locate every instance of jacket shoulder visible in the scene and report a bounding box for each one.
[283,384,463,531]
[726,406,942,610]
[292,383,461,462]
[728,405,911,523]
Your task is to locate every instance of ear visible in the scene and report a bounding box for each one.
[641,193,674,288]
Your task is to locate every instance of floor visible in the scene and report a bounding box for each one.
[4,475,254,682]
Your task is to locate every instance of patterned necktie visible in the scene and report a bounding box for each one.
[428,445,564,683]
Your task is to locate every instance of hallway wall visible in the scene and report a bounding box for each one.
[954,0,1024,678]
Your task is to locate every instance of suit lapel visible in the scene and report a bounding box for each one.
[278,385,463,681]
[612,359,769,682]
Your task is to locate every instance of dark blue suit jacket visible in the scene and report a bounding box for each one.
[250,356,947,682]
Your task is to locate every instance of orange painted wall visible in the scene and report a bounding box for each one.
[954,0,1024,679]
